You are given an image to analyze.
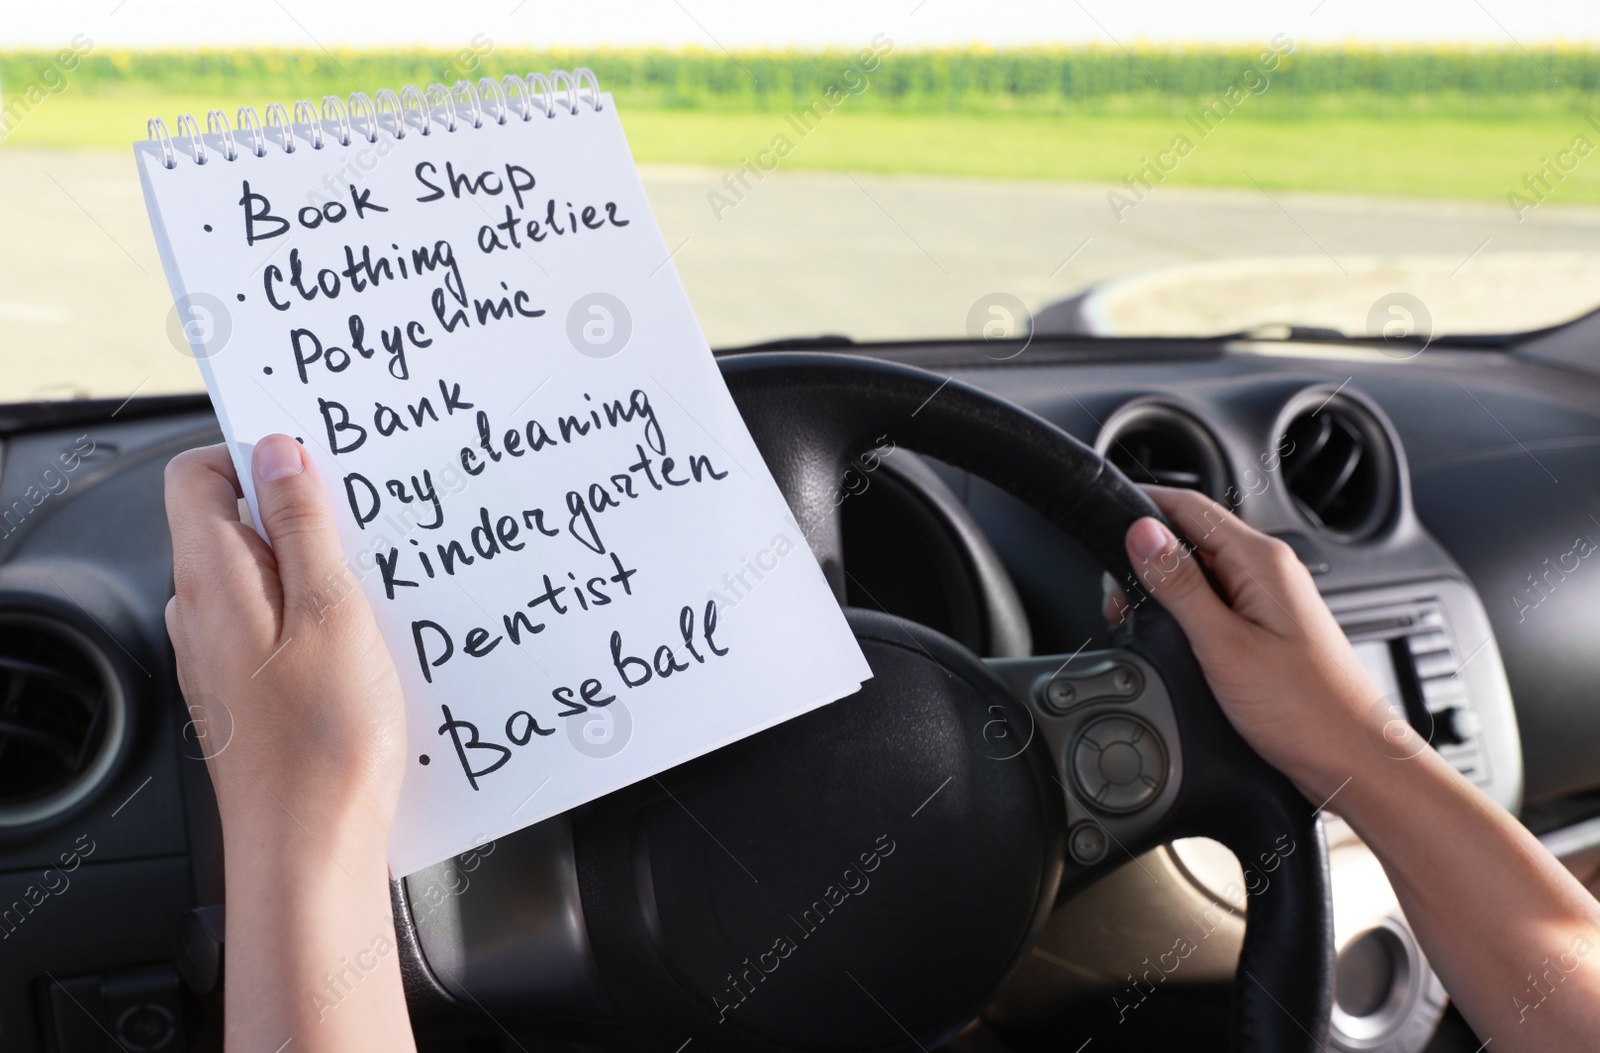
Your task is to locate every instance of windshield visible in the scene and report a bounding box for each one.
[3,0,1599,400]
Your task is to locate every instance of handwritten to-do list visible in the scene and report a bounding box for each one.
[136,85,872,877]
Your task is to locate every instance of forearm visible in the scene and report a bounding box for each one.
[220,801,416,1053]
[1328,744,1600,1049]
[166,441,415,1049]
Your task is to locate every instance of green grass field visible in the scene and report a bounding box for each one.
[618,109,1600,203]
[8,90,1600,206]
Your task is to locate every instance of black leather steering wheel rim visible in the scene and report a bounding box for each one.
[572,351,1333,1052]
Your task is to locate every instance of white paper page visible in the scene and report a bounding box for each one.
[135,95,872,877]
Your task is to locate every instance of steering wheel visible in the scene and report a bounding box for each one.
[397,352,1334,1051]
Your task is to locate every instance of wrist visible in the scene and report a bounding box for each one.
[214,768,396,869]
[208,726,399,812]
[220,803,396,958]
[1266,678,1424,805]
[1296,725,1457,833]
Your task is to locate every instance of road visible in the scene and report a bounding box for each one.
[4,148,1600,401]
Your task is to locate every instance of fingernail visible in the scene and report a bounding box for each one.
[1129,517,1175,563]
[253,434,303,482]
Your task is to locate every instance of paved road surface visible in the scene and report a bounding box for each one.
[3,148,1599,401]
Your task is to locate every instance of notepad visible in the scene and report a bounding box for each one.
[135,72,872,877]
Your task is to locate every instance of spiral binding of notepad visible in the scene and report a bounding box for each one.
[145,68,603,169]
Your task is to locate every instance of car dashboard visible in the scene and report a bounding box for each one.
[1,333,1598,1052]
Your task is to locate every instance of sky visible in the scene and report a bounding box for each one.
[1,0,1598,50]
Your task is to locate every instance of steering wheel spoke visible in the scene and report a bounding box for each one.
[986,628,1337,1045]
[722,365,865,602]
[985,646,1184,882]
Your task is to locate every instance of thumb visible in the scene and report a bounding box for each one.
[1125,516,1234,644]
[252,434,348,624]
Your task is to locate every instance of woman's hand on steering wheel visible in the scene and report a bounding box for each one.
[1106,484,1393,805]
[1110,483,1600,1053]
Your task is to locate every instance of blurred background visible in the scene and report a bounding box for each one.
[3,0,1600,397]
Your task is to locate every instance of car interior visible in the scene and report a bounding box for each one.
[4,5,1600,1053]
[4,306,1599,1050]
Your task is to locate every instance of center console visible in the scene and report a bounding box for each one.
[1327,578,1522,813]
[1313,577,1520,1052]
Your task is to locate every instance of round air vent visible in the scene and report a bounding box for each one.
[1277,391,1399,541]
[1094,402,1231,501]
[0,615,126,827]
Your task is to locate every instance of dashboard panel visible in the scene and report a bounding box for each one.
[0,336,1597,1051]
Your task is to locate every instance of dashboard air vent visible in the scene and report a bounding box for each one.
[1095,402,1230,501]
[1279,393,1398,540]
[0,616,126,827]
